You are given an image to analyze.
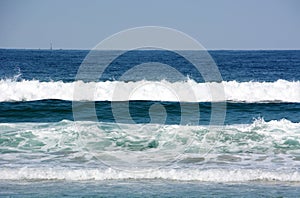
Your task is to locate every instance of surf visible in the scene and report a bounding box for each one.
[1,167,300,182]
[0,79,299,102]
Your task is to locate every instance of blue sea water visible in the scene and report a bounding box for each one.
[0,49,300,197]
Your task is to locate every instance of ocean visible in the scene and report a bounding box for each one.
[0,49,300,197]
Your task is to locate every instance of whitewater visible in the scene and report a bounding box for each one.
[1,167,299,182]
[1,118,299,182]
[0,79,299,102]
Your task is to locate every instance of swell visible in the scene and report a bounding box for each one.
[0,100,299,124]
[0,79,299,102]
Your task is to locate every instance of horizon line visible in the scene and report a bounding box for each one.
[1,47,300,51]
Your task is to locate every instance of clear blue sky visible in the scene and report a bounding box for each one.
[0,0,299,49]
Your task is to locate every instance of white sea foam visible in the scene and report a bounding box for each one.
[0,119,300,182]
[0,167,299,182]
[0,119,299,169]
[0,79,299,102]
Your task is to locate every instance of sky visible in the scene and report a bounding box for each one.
[0,0,299,50]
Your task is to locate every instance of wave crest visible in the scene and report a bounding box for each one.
[0,79,299,102]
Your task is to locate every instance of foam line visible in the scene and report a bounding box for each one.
[1,167,299,182]
[0,79,299,102]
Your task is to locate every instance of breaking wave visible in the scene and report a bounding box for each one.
[0,79,299,102]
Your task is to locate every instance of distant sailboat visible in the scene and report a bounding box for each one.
[50,42,53,50]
